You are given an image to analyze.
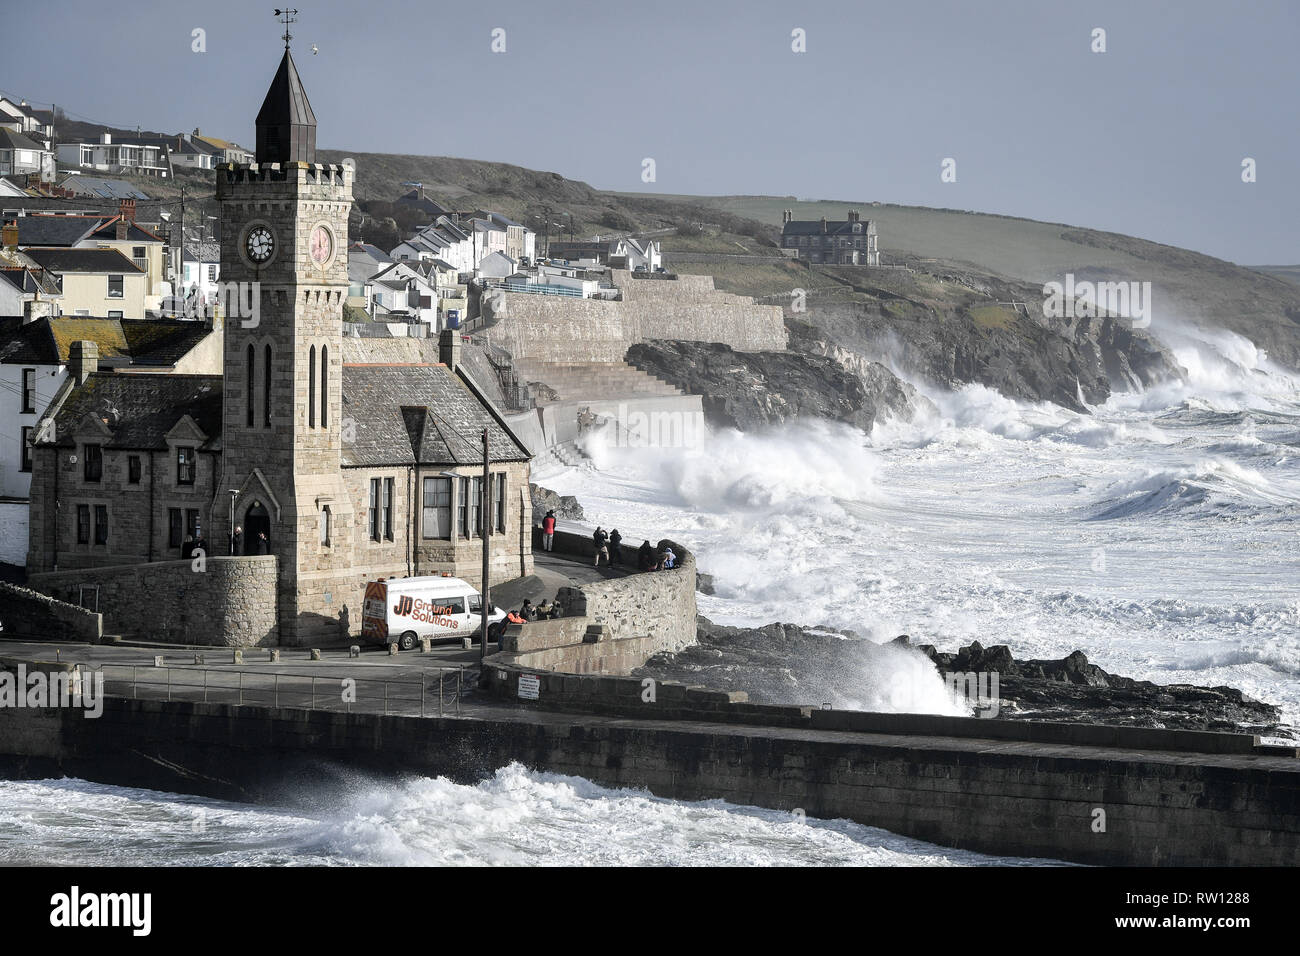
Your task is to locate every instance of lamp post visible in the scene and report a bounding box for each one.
[228,489,239,554]
[480,427,490,664]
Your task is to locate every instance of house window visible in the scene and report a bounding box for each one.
[368,478,381,541]
[383,477,394,540]
[320,345,328,428]
[169,508,182,548]
[471,477,482,536]
[308,345,316,428]
[494,472,506,533]
[207,265,217,284]
[77,505,90,544]
[246,344,255,427]
[20,427,33,472]
[107,311,123,319]
[21,368,35,413]
[132,246,146,259]
[127,455,141,484]
[458,476,470,537]
[263,345,272,427]
[188,509,200,540]
[94,504,108,545]
[107,275,124,298]
[319,505,331,546]
[176,446,196,485]
[421,476,451,540]
[83,443,102,482]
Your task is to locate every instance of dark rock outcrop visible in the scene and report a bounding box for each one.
[626,339,924,431]
[529,483,584,521]
[634,619,1288,736]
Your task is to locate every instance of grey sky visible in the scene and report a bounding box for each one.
[4,0,1296,263]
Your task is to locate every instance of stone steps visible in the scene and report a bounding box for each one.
[510,360,684,403]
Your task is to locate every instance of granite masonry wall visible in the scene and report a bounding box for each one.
[2,696,1295,866]
[28,556,278,646]
[0,581,102,643]
[490,531,696,675]
[484,270,788,363]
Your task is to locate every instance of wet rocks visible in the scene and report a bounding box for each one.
[530,483,584,521]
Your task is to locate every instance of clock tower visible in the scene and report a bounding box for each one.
[215,41,354,644]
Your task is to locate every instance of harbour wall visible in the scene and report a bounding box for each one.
[1,694,1296,866]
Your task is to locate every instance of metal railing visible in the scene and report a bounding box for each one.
[90,663,465,717]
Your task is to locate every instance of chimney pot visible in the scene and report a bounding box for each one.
[2,219,17,250]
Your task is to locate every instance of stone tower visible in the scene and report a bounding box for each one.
[215,45,354,645]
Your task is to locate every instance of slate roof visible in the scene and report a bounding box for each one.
[41,372,223,450]
[341,364,530,466]
[15,215,97,246]
[0,128,45,152]
[255,49,317,164]
[183,241,221,262]
[56,176,151,200]
[781,219,874,238]
[25,247,143,274]
[87,218,163,243]
[0,265,61,298]
[0,317,211,366]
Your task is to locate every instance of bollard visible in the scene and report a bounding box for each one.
[154,655,165,667]
[310,648,322,661]
[420,638,432,654]
[388,643,399,656]
[461,637,472,650]
[232,649,243,665]
[268,648,280,663]
[349,645,360,658]
[194,654,204,665]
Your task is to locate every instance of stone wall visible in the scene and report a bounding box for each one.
[484,531,696,676]
[4,696,1296,866]
[484,269,787,363]
[28,556,278,646]
[0,581,102,643]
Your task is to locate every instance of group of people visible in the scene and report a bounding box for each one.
[539,511,677,572]
[514,597,562,623]
[230,526,271,556]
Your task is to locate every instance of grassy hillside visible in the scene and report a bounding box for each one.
[627,193,1300,367]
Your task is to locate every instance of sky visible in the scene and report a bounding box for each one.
[3,0,1297,264]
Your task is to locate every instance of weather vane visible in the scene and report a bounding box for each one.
[274,8,298,50]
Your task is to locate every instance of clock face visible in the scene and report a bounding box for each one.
[309,225,333,265]
[245,225,275,264]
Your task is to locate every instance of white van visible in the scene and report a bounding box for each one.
[361,575,507,650]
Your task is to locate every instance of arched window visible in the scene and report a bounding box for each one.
[245,344,255,427]
[263,344,272,428]
[308,345,316,428]
[320,345,328,428]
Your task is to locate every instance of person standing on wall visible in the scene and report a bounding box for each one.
[609,528,623,565]
[593,527,609,567]
[542,510,556,552]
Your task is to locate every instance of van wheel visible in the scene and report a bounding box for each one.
[399,631,417,651]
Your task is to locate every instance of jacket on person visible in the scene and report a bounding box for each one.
[506,610,527,625]
[542,514,556,534]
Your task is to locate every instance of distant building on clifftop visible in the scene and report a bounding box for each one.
[779,209,879,266]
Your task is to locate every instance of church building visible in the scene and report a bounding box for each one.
[25,45,534,646]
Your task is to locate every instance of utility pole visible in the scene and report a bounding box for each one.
[177,183,185,311]
[479,427,491,664]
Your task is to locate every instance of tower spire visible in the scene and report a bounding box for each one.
[254,35,317,165]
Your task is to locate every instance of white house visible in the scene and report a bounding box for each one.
[478,251,516,279]
[370,260,440,327]
[0,129,54,181]
[179,240,220,307]
[57,133,170,178]
[0,98,54,143]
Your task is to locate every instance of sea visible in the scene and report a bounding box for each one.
[2,322,1296,866]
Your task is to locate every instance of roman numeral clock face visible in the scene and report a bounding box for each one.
[244,225,275,264]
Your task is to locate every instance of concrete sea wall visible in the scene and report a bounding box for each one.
[27,556,278,647]
[0,581,102,643]
[484,270,788,362]
[1,695,1295,866]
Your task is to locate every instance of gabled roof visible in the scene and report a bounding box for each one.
[88,217,162,243]
[0,265,61,298]
[781,218,874,237]
[56,176,151,200]
[24,247,143,274]
[0,128,45,152]
[40,372,223,450]
[0,316,213,366]
[340,363,530,466]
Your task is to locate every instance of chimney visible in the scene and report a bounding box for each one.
[820,217,827,234]
[438,328,461,371]
[119,198,136,223]
[69,340,99,385]
[2,219,17,251]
